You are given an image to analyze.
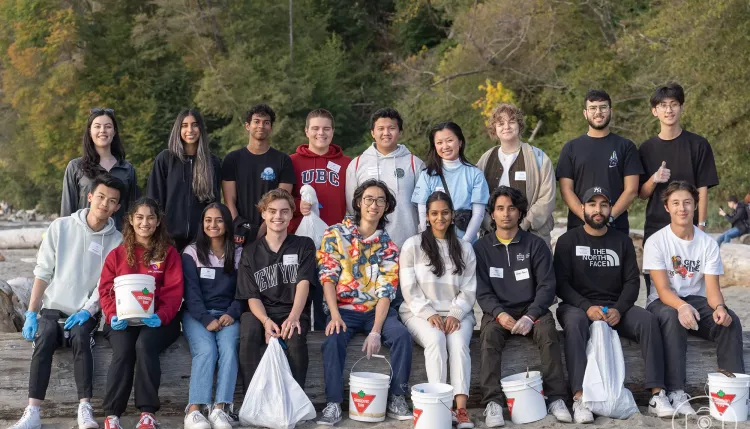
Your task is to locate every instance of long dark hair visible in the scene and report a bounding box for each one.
[352,179,397,230]
[80,110,126,178]
[421,192,465,276]
[168,109,215,202]
[195,202,236,274]
[425,121,472,177]
[122,197,172,268]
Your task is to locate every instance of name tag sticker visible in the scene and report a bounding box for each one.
[283,254,299,265]
[489,267,504,278]
[514,268,530,281]
[575,246,591,256]
[366,264,379,280]
[514,171,527,181]
[367,167,381,177]
[88,241,103,256]
[200,268,216,279]
[326,161,341,174]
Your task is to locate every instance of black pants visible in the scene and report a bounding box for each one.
[29,309,99,400]
[557,303,665,394]
[239,311,309,393]
[479,312,567,405]
[310,278,327,331]
[102,315,181,417]
[648,296,745,391]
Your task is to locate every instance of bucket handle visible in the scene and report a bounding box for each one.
[412,388,455,415]
[350,354,393,383]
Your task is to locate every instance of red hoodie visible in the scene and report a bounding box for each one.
[99,245,184,325]
[289,144,351,232]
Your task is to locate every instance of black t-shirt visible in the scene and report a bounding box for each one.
[556,133,643,232]
[221,147,296,227]
[235,234,316,316]
[639,131,719,242]
[554,226,640,314]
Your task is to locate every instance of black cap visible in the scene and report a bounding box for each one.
[582,186,611,203]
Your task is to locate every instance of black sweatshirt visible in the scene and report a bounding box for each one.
[146,150,222,244]
[554,226,640,314]
[473,229,556,320]
[725,202,749,234]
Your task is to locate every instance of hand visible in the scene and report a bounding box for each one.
[280,314,302,340]
[677,304,700,330]
[713,306,733,327]
[110,316,128,331]
[496,312,517,331]
[444,316,460,335]
[206,319,222,332]
[142,314,162,328]
[428,314,445,332]
[511,315,534,336]
[586,306,606,321]
[605,308,621,327]
[652,161,671,184]
[263,317,281,343]
[63,310,91,330]
[300,201,313,216]
[325,316,347,336]
[719,208,726,217]
[22,311,38,341]
[218,314,234,327]
[361,332,382,359]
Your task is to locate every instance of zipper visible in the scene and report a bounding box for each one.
[503,243,511,267]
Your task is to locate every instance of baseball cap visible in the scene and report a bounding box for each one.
[582,186,611,203]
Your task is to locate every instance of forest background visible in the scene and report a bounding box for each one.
[0,0,748,230]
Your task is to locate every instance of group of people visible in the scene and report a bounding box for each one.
[9,82,745,429]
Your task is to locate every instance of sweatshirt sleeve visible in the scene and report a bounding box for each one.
[522,151,556,232]
[155,248,184,325]
[399,239,438,320]
[82,284,101,315]
[449,244,477,320]
[553,234,592,311]
[345,159,357,215]
[614,238,640,314]
[375,240,399,301]
[98,250,119,324]
[33,221,59,284]
[317,226,345,285]
[474,242,505,318]
[146,152,168,210]
[181,253,215,327]
[526,239,556,319]
[60,161,79,217]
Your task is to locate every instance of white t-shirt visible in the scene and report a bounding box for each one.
[497,149,520,186]
[643,225,724,305]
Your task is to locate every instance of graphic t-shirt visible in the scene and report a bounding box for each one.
[555,133,643,231]
[642,225,723,306]
[639,131,719,242]
[235,234,316,316]
[221,147,296,228]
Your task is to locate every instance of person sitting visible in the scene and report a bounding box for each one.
[645,181,744,416]
[316,179,413,426]
[399,191,477,428]
[98,197,184,429]
[716,195,748,246]
[555,187,674,423]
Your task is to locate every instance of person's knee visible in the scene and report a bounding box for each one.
[135,334,160,358]
[420,327,447,352]
[322,331,347,353]
[480,324,507,348]
[652,303,679,325]
[69,327,92,350]
[33,324,58,351]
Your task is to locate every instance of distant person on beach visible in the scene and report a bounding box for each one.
[11,174,124,429]
[644,181,744,416]
[716,195,749,246]
[61,108,139,231]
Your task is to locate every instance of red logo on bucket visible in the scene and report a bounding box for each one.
[131,288,153,311]
[351,390,376,414]
[710,390,736,415]
[507,398,515,416]
[413,408,422,426]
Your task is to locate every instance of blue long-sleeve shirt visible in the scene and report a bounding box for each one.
[182,244,243,327]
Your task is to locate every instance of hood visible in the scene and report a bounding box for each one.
[342,216,383,243]
[295,143,345,159]
[362,142,412,160]
[73,208,118,236]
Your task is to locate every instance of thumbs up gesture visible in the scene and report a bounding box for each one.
[653,161,671,184]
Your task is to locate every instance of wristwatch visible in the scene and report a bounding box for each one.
[716,304,729,311]
[608,216,615,225]
[698,221,707,227]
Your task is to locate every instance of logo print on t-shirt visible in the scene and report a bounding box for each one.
[670,255,699,279]
[260,167,276,181]
[577,248,620,267]
[395,168,405,178]
[608,151,618,168]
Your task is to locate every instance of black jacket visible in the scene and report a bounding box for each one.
[146,150,222,244]
[725,202,749,234]
[473,229,556,320]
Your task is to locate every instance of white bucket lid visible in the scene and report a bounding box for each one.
[350,371,390,385]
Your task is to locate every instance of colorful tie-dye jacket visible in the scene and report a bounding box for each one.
[317,216,399,312]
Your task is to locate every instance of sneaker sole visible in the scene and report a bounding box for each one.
[315,417,342,426]
[457,422,475,429]
[554,414,573,423]
[648,406,675,418]
[387,412,413,421]
[485,420,505,428]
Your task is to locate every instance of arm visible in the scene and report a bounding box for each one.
[462,203,485,242]
[611,175,639,219]
[146,153,167,209]
[522,154,556,231]
[613,239,640,313]
[181,254,214,327]
[705,275,725,309]
[698,186,708,228]
[29,220,60,311]
[98,251,119,324]
[373,240,399,301]
[526,241,556,319]
[345,160,357,215]
[222,180,239,220]
[155,249,184,325]
[318,226,345,309]
[81,285,101,315]
[27,279,49,313]
[399,239,438,320]
[370,296,391,334]
[474,245,505,318]
[559,178,583,221]
[553,236,592,311]
[417,204,427,232]
[60,161,78,217]
[449,246,477,320]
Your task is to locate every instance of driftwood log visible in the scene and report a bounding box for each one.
[0,330,744,419]
[720,244,750,287]
[0,227,46,249]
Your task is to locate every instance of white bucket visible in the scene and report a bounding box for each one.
[114,274,156,323]
[501,371,547,424]
[348,355,391,422]
[707,372,750,422]
[411,383,453,429]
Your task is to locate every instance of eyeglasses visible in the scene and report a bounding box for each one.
[656,102,680,112]
[90,108,115,115]
[586,105,610,113]
[362,197,387,207]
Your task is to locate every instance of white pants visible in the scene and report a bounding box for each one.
[405,315,474,396]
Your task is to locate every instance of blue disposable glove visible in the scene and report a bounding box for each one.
[142,314,162,328]
[64,310,91,330]
[22,311,38,341]
[110,316,128,331]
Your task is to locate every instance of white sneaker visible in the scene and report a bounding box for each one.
[573,397,594,424]
[208,408,232,429]
[548,399,573,423]
[8,406,41,429]
[668,390,696,416]
[184,410,211,429]
[77,402,98,429]
[648,390,676,418]
[483,401,505,427]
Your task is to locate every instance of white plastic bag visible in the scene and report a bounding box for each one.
[239,338,316,429]
[581,321,639,419]
[295,185,328,247]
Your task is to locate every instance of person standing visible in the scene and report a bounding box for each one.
[147,109,222,252]
[476,103,556,246]
[556,90,642,234]
[222,104,296,245]
[62,108,139,230]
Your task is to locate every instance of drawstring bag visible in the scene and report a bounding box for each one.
[295,185,328,248]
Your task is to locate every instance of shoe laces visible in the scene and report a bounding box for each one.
[17,407,35,424]
[79,403,96,423]
[105,416,120,429]
[390,395,408,411]
[455,408,470,421]
[484,401,502,417]
[573,398,587,411]
[138,413,156,428]
[187,411,204,424]
[670,390,691,403]
[549,399,566,413]
[212,409,230,424]
[322,403,339,418]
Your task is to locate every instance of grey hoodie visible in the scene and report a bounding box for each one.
[34,208,123,315]
[345,143,425,248]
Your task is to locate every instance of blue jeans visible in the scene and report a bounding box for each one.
[182,310,240,405]
[322,308,412,403]
[717,227,742,246]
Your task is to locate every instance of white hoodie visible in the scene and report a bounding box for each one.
[345,143,425,248]
[34,208,123,315]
